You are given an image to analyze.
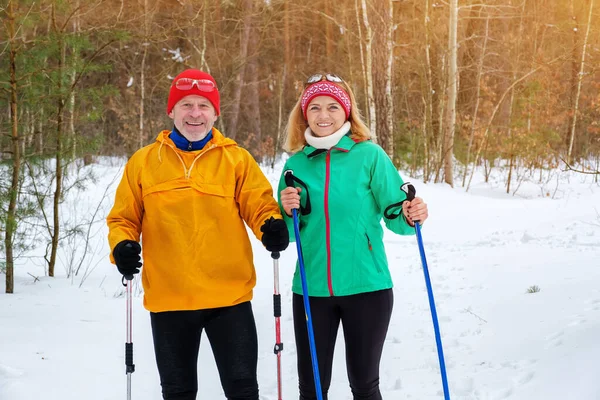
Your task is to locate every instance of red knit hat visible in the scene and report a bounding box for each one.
[166,69,220,115]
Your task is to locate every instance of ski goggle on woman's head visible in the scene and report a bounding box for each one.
[174,78,217,92]
[306,73,344,85]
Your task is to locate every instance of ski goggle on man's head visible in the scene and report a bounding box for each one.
[306,73,344,85]
[174,78,217,92]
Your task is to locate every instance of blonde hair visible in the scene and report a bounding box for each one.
[282,76,372,153]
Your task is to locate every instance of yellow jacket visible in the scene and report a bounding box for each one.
[107,129,281,312]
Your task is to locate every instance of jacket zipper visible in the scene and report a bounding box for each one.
[325,151,334,296]
[164,141,217,179]
[365,232,382,273]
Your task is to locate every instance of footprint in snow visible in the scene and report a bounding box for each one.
[585,299,600,311]
[567,318,586,327]
[492,386,514,399]
[387,336,401,344]
[0,364,23,378]
[544,331,563,347]
[514,371,534,385]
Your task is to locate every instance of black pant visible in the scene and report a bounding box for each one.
[150,301,259,400]
[293,289,393,400]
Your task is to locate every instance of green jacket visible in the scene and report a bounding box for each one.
[277,135,415,297]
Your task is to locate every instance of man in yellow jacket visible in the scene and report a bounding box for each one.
[107,69,289,400]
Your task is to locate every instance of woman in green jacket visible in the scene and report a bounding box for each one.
[278,73,429,400]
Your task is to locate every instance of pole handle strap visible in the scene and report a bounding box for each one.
[284,170,312,215]
[384,182,416,220]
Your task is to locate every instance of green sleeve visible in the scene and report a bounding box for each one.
[369,145,415,236]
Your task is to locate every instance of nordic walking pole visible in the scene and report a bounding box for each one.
[284,170,323,400]
[271,251,283,400]
[122,274,135,400]
[402,183,450,400]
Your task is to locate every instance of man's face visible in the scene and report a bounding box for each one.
[168,95,217,141]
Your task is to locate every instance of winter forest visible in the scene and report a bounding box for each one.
[2,0,600,292]
[2,1,600,399]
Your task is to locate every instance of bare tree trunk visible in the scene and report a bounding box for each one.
[184,1,211,74]
[200,0,210,72]
[443,0,458,187]
[284,0,290,77]
[139,0,148,149]
[434,54,446,184]
[25,108,32,149]
[384,0,394,151]
[325,1,333,59]
[246,10,261,143]
[567,0,594,162]
[37,108,44,154]
[462,12,489,187]
[506,0,527,194]
[5,0,20,294]
[360,0,376,138]
[69,0,80,160]
[139,45,147,148]
[567,0,579,158]
[372,0,395,158]
[354,0,368,120]
[49,3,65,278]
[506,87,516,194]
[272,65,286,169]
[271,0,289,162]
[228,0,253,139]
[422,0,434,182]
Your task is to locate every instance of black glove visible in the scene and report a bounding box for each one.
[113,240,142,277]
[260,217,289,252]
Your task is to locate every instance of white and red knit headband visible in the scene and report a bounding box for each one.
[301,82,351,119]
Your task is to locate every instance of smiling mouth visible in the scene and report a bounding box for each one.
[317,123,333,127]
[186,122,204,126]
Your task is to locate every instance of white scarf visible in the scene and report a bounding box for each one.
[304,121,351,150]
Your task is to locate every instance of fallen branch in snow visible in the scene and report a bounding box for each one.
[464,307,488,323]
[561,158,600,175]
[27,273,40,283]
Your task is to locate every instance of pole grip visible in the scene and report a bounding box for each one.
[284,169,295,188]
[401,183,419,224]
[401,182,416,201]
[273,294,281,317]
[125,342,135,374]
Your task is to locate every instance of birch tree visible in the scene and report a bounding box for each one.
[443,0,458,187]
[138,0,149,149]
[359,0,376,137]
[371,0,395,157]
[228,0,253,139]
[567,0,594,163]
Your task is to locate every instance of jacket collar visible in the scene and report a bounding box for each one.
[156,127,236,150]
[302,134,357,158]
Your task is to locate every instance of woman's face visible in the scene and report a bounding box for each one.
[305,96,347,137]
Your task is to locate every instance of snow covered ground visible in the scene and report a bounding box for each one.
[1,157,599,400]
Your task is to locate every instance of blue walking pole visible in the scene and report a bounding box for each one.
[402,183,450,400]
[284,170,323,400]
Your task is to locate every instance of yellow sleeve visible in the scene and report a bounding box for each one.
[106,156,144,263]
[234,148,283,240]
